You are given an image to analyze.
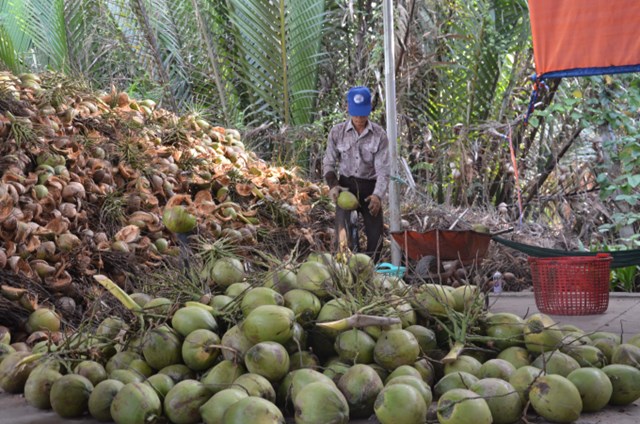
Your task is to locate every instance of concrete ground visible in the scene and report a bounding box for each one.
[2,291,640,423]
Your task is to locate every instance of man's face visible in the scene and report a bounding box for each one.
[351,116,369,127]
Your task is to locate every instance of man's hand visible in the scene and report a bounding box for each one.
[329,186,349,203]
[366,194,381,216]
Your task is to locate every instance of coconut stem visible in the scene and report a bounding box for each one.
[442,341,465,364]
[316,314,401,331]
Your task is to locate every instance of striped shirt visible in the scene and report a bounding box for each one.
[322,119,390,199]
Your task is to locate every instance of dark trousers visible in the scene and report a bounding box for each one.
[335,175,384,263]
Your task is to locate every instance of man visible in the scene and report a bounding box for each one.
[322,86,390,263]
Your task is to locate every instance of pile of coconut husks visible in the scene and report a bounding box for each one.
[0,71,333,329]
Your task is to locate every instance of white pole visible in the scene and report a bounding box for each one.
[382,0,402,265]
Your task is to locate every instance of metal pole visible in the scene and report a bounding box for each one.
[382,0,401,265]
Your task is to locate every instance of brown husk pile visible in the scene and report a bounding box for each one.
[0,71,333,330]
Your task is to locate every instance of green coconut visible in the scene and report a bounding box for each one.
[386,375,433,405]
[384,364,422,383]
[497,346,531,369]
[531,350,581,377]
[241,305,295,345]
[602,364,640,405]
[142,325,183,370]
[444,355,483,377]
[75,360,108,386]
[477,358,516,381]
[348,253,375,282]
[316,299,353,339]
[0,343,15,364]
[611,343,640,368]
[508,365,545,403]
[172,306,218,337]
[145,373,175,398]
[334,329,375,364]
[233,373,276,402]
[337,364,383,418]
[593,337,618,363]
[404,325,438,355]
[164,379,212,424]
[110,381,162,424]
[485,312,525,350]
[163,205,197,233]
[337,190,359,210]
[221,324,254,361]
[283,289,322,325]
[106,351,142,374]
[241,287,284,317]
[129,292,153,308]
[470,378,523,424]
[373,329,420,370]
[201,360,246,394]
[590,331,622,344]
[209,294,233,313]
[283,322,308,354]
[450,285,484,312]
[411,284,456,317]
[26,308,61,333]
[244,341,290,382]
[110,369,145,385]
[143,297,172,314]
[200,388,249,424]
[296,261,334,297]
[433,371,479,398]
[529,374,583,423]
[128,358,153,378]
[225,282,251,297]
[437,388,493,424]
[264,269,298,294]
[562,344,607,368]
[96,316,127,340]
[413,358,436,386]
[567,367,613,412]
[88,379,124,421]
[289,368,336,404]
[222,396,285,424]
[24,367,62,409]
[211,257,245,288]
[323,361,351,385]
[159,363,196,383]
[0,351,40,393]
[434,371,480,398]
[523,313,563,353]
[182,328,221,371]
[374,383,427,424]
[289,351,320,371]
[294,381,349,424]
[50,374,94,418]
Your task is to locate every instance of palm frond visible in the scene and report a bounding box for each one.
[19,0,69,72]
[0,1,30,72]
[227,0,327,125]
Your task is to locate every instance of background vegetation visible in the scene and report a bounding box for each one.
[1,0,638,285]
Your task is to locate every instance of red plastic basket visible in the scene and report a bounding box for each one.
[528,254,612,315]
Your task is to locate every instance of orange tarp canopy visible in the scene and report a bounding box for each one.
[530,0,640,77]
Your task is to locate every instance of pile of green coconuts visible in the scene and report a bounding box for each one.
[2,251,640,424]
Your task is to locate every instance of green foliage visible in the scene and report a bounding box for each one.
[227,0,327,126]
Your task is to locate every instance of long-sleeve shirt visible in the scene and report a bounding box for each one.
[322,119,390,200]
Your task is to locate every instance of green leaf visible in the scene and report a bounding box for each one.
[628,175,640,188]
[614,194,638,206]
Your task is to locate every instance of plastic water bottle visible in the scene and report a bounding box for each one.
[492,271,503,293]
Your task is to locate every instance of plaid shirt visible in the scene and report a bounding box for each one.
[322,119,390,199]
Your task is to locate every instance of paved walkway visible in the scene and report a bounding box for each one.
[2,292,640,423]
[488,291,640,337]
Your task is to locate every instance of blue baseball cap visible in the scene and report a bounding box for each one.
[347,86,372,116]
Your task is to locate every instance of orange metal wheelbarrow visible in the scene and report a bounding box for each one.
[390,229,497,282]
